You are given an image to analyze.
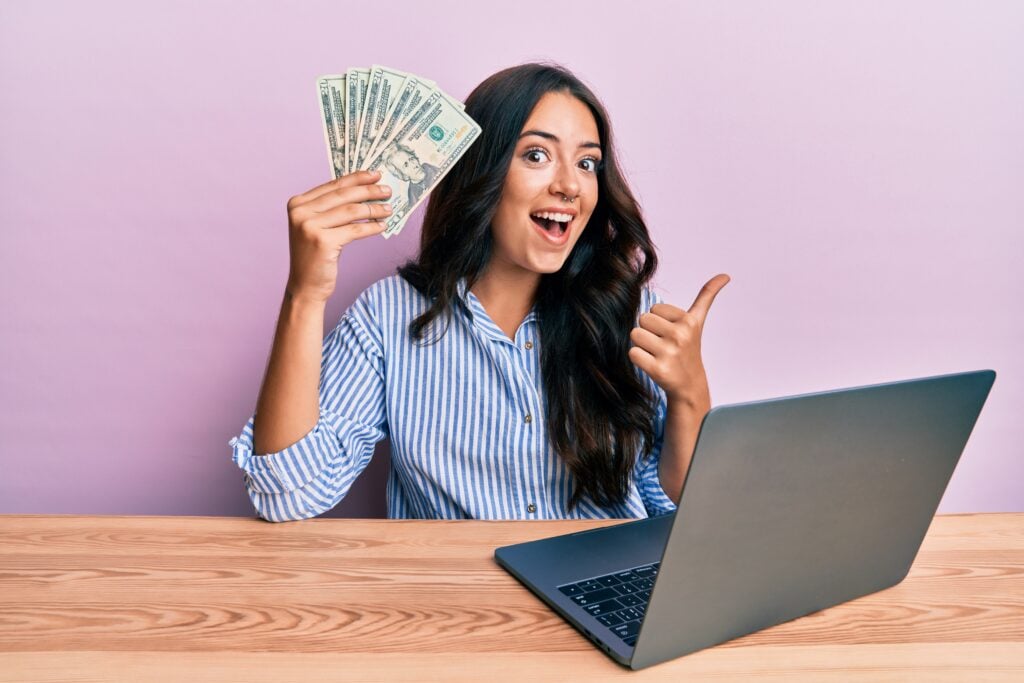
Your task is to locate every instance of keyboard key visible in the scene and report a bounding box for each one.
[611,619,641,639]
[616,593,642,607]
[583,598,624,616]
[596,574,621,587]
[570,587,619,605]
[636,604,646,616]
[558,584,583,597]
[634,578,654,590]
[637,589,651,601]
[634,567,656,579]
[614,582,639,594]
[623,635,638,646]
[619,607,642,621]
[597,612,624,627]
[577,579,602,592]
[614,570,639,582]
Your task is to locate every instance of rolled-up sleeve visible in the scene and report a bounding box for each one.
[634,285,679,517]
[228,292,388,522]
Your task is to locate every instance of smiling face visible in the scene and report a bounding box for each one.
[488,90,602,277]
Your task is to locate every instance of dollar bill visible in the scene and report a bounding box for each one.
[352,65,409,173]
[317,67,480,238]
[316,74,346,179]
[364,89,481,239]
[362,74,436,167]
[344,68,370,174]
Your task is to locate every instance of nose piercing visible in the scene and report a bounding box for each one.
[560,193,577,203]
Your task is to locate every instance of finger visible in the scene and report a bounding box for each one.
[628,345,657,374]
[634,313,675,339]
[335,219,389,244]
[306,201,394,231]
[687,273,731,325]
[648,302,687,323]
[292,169,382,207]
[304,182,392,214]
[630,326,671,356]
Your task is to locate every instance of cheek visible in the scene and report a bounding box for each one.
[505,164,550,202]
[494,169,537,224]
[581,192,598,227]
[490,197,524,245]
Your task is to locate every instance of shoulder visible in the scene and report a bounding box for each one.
[346,273,431,324]
[355,273,423,304]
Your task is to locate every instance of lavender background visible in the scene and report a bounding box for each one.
[1,1,1020,517]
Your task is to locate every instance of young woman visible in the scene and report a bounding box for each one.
[229,63,729,522]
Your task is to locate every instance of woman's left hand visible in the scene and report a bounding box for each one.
[628,274,731,408]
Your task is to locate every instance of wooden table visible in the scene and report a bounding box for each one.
[1,513,1022,681]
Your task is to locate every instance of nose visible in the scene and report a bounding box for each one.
[549,159,581,201]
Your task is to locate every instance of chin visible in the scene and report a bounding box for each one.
[526,254,572,274]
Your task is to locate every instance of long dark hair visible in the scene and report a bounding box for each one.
[396,62,659,513]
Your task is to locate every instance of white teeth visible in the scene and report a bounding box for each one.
[530,211,573,222]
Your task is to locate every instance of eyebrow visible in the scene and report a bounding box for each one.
[519,129,602,151]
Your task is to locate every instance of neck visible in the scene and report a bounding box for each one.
[470,259,541,334]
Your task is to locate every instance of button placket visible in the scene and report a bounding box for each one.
[469,328,522,513]
[503,338,543,519]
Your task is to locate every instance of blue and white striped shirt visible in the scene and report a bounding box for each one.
[228,274,678,522]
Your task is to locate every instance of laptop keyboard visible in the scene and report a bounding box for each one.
[556,561,660,647]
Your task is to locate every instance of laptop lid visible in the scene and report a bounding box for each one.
[630,369,996,669]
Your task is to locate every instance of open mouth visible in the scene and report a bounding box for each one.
[530,211,573,238]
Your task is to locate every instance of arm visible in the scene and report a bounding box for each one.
[228,290,389,522]
[231,171,393,521]
[255,169,392,453]
[253,291,327,455]
[629,275,730,507]
[657,393,710,503]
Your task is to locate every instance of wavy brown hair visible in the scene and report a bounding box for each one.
[396,62,659,513]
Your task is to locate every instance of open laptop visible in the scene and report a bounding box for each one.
[494,369,996,670]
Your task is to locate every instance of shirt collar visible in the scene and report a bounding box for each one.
[455,276,538,336]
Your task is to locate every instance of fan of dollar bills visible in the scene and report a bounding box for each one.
[316,66,482,239]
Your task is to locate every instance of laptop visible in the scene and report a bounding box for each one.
[494,369,996,670]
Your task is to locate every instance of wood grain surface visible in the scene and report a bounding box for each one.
[0,513,1022,681]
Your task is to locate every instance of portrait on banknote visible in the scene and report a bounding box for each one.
[380,141,442,208]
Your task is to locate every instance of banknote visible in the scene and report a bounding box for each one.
[317,67,480,238]
[344,68,370,174]
[352,65,409,173]
[364,89,481,239]
[361,74,435,167]
[316,74,346,179]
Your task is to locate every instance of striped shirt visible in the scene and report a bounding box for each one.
[228,274,678,522]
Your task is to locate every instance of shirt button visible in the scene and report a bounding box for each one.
[527,503,537,513]
[524,413,532,424]
[524,341,533,350]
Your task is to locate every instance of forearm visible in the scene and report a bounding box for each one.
[252,290,327,454]
[657,396,710,503]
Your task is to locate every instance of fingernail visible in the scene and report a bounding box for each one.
[383,203,393,212]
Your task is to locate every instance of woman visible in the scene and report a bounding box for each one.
[229,62,729,522]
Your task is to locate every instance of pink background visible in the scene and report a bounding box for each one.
[1,1,1020,517]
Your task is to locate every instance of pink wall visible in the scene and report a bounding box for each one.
[1,1,1020,517]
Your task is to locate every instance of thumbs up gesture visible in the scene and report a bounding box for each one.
[628,274,731,408]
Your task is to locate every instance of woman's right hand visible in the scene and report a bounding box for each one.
[284,169,393,304]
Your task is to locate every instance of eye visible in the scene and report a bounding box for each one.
[579,157,601,173]
[522,147,549,164]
